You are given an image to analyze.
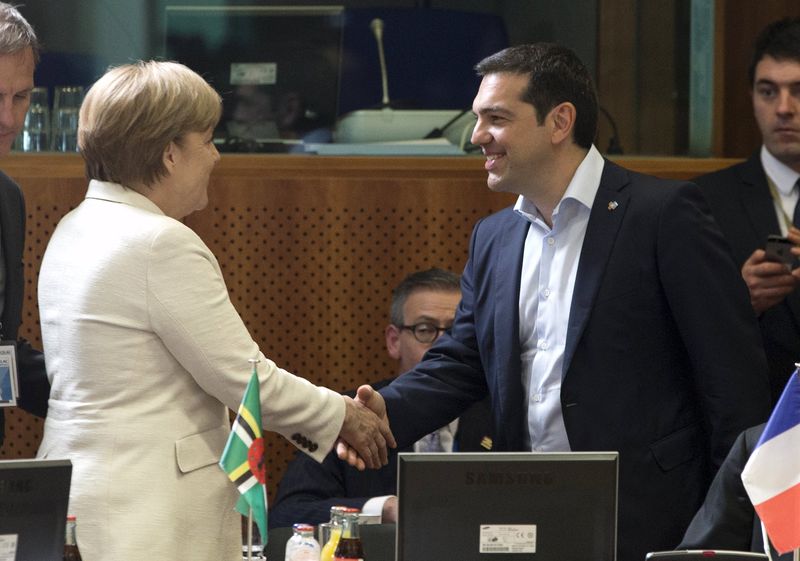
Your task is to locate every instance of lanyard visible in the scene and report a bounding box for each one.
[765,174,796,233]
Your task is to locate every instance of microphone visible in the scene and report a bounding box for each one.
[423,107,472,139]
[370,18,390,107]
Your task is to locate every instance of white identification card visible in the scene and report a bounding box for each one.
[0,343,19,407]
[230,63,277,86]
[479,524,537,554]
[0,535,18,561]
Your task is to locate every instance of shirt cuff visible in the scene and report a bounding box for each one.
[362,495,395,520]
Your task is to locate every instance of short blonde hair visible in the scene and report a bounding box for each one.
[0,3,39,62]
[79,60,221,187]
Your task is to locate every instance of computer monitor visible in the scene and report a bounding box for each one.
[397,452,618,561]
[165,6,344,150]
[0,458,72,561]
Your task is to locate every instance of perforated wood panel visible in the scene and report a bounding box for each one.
[0,153,739,503]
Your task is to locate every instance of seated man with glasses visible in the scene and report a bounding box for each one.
[269,268,493,528]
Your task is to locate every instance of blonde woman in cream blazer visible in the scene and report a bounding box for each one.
[36,61,393,561]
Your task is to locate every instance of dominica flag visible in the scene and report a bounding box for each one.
[219,364,269,540]
[742,368,800,555]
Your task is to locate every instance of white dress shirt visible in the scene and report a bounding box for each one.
[515,145,605,451]
[762,144,800,234]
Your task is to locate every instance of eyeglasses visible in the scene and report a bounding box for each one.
[399,322,452,344]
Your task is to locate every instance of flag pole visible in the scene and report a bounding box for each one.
[761,523,773,561]
[247,507,254,561]
[247,357,259,561]
[793,548,798,561]
[247,357,258,561]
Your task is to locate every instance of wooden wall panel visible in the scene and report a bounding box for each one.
[597,0,638,154]
[0,153,741,503]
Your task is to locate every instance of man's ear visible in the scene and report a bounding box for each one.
[385,324,402,360]
[550,102,577,145]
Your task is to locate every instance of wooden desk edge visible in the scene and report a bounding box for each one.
[1,153,742,181]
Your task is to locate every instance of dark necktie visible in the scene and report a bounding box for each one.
[793,178,800,228]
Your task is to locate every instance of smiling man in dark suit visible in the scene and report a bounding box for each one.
[693,17,800,406]
[0,3,48,449]
[350,43,772,561]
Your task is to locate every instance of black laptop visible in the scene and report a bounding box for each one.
[0,458,72,561]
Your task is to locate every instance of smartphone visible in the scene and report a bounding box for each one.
[764,234,794,266]
[646,550,768,560]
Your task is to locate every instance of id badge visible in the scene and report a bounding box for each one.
[0,342,19,407]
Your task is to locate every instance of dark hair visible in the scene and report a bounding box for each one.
[475,43,597,149]
[0,3,39,62]
[390,268,460,326]
[749,17,800,86]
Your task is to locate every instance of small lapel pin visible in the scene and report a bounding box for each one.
[607,201,619,211]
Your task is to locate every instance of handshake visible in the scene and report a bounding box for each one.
[336,385,396,470]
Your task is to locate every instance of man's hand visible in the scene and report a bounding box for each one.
[742,247,798,314]
[336,385,396,471]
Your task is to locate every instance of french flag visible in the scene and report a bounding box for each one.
[741,369,800,554]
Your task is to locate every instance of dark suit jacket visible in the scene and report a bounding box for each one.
[0,170,49,448]
[680,424,789,560]
[268,379,493,529]
[379,160,771,561]
[694,152,800,404]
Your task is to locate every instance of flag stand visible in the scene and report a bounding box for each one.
[794,548,798,561]
[246,507,254,561]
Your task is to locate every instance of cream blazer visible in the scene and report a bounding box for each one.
[37,180,345,561]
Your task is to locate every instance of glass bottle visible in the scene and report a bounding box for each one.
[320,506,346,561]
[63,515,82,561]
[284,523,320,561]
[333,511,364,561]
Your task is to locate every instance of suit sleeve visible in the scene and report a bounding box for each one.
[145,223,345,462]
[657,183,770,468]
[2,176,49,418]
[269,450,373,529]
[15,339,48,417]
[380,219,491,449]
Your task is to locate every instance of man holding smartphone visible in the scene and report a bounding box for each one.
[695,17,800,405]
